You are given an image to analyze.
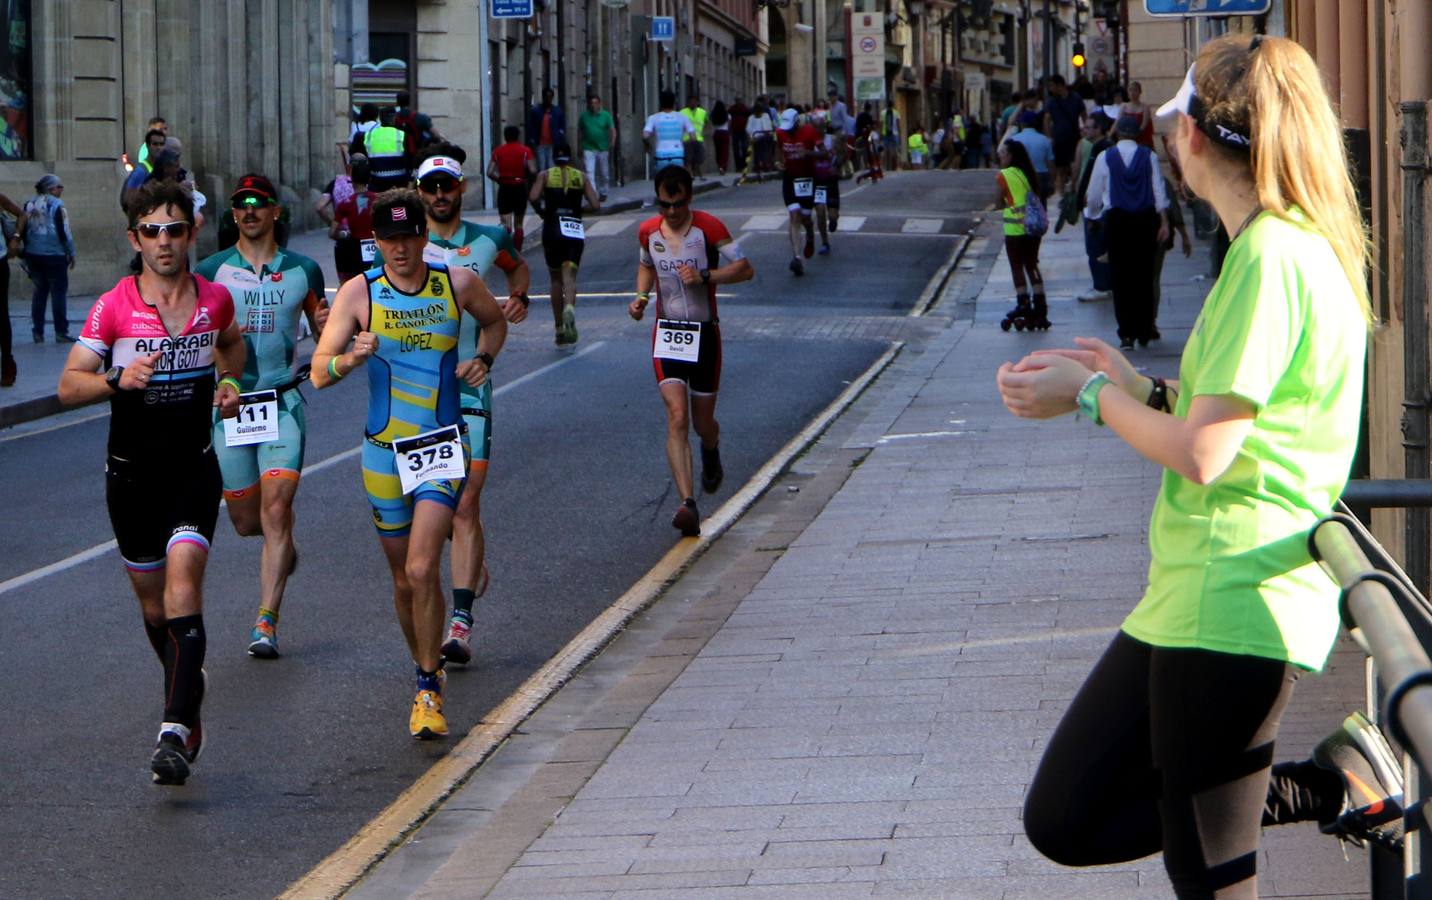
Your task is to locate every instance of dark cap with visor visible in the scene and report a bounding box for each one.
[372,195,426,239]
[231,173,278,203]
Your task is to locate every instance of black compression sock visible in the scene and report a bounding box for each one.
[162,615,207,728]
[452,588,476,618]
[144,618,167,664]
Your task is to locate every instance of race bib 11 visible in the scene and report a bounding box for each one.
[223,390,279,446]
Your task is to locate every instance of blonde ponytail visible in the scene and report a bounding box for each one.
[1196,35,1372,323]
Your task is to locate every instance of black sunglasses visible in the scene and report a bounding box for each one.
[656,198,690,209]
[418,176,461,194]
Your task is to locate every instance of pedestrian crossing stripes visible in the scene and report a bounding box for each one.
[900,218,944,233]
[572,213,965,238]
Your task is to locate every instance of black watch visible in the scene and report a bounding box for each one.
[476,352,494,369]
[511,291,530,307]
[699,268,711,284]
[105,366,125,392]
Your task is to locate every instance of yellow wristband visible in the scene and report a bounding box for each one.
[218,376,241,394]
[327,357,345,382]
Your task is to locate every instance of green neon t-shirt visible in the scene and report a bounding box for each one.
[1121,209,1367,671]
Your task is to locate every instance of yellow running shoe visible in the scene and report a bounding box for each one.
[409,688,448,740]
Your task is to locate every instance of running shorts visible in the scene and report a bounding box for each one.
[334,236,363,275]
[212,388,306,498]
[1054,137,1078,168]
[653,321,722,396]
[542,231,585,269]
[106,449,222,572]
[782,175,815,213]
[653,156,685,177]
[460,380,493,469]
[497,183,527,216]
[360,433,470,538]
[816,176,841,210]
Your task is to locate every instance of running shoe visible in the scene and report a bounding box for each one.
[818,243,831,256]
[562,305,578,345]
[789,257,804,277]
[1,356,15,387]
[442,613,473,666]
[409,688,448,740]
[55,333,76,344]
[672,498,701,537]
[1119,337,1135,350]
[701,444,724,494]
[803,229,815,259]
[247,615,279,659]
[1313,711,1405,850]
[555,330,570,348]
[150,721,203,786]
[1077,289,1112,302]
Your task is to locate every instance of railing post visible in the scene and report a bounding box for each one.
[1400,100,1430,596]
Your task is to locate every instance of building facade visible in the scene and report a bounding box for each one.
[337,0,766,192]
[1,0,338,296]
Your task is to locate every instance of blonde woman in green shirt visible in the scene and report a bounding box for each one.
[997,34,1401,896]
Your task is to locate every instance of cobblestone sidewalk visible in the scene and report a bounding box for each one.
[353,222,1372,899]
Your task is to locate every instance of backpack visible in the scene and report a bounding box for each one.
[1024,187,1049,237]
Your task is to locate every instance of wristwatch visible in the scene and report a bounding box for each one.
[105,366,125,392]
[699,268,711,284]
[476,352,495,369]
[510,290,530,307]
[1076,372,1111,426]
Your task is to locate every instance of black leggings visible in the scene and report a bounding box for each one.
[1005,234,1044,300]
[1024,633,1342,899]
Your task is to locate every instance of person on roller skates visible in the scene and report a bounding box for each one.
[995,140,1049,332]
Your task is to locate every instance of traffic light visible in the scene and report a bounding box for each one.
[1072,42,1086,70]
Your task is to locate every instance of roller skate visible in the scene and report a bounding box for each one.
[1000,297,1034,332]
[1029,297,1052,331]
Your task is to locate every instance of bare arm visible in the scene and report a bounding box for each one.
[451,267,508,389]
[629,262,657,319]
[0,192,20,217]
[212,321,245,417]
[584,178,601,211]
[709,242,753,285]
[310,278,369,388]
[58,344,117,406]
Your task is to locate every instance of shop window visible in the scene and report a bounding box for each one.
[0,0,32,160]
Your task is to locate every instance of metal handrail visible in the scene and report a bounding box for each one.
[1311,515,1432,770]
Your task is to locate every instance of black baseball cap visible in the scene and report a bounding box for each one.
[231,173,277,203]
[372,194,426,239]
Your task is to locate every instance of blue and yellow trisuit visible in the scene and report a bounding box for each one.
[360,262,471,536]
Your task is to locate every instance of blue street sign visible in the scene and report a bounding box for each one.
[651,16,675,41]
[1145,0,1271,15]
[492,0,532,19]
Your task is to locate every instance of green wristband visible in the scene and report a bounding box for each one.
[1077,372,1111,426]
[327,356,345,382]
[218,375,241,394]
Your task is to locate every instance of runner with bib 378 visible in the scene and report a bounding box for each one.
[311,189,508,740]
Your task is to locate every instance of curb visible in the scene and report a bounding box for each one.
[278,341,907,900]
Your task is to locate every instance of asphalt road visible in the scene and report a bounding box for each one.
[0,170,987,899]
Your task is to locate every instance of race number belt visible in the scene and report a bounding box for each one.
[558,216,585,240]
[654,319,701,363]
[793,178,814,198]
[814,187,828,205]
[392,424,465,495]
[223,390,279,446]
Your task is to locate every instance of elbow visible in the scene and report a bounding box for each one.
[1182,453,1234,486]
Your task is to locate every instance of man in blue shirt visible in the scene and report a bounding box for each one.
[1009,111,1055,202]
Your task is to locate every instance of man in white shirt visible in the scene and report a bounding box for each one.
[643,90,697,177]
[1082,114,1170,350]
